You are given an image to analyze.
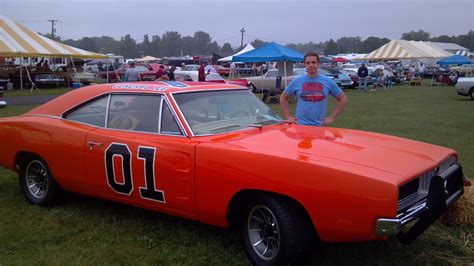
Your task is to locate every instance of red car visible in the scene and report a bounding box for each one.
[213,65,230,76]
[0,82,465,264]
[99,63,161,81]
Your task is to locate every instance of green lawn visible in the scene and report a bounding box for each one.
[0,83,472,264]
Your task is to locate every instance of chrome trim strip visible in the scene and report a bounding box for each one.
[104,94,111,128]
[158,97,163,133]
[162,95,187,137]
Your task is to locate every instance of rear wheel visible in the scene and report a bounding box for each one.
[470,87,474,100]
[19,155,61,206]
[239,194,311,265]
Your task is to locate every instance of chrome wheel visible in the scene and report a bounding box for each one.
[25,160,49,199]
[247,205,281,261]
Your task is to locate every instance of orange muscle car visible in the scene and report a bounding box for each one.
[0,81,465,264]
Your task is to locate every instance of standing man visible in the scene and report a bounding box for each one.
[198,62,209,82]
[357,63,369,91]
[124,61,141,82]
[280,52,347,126]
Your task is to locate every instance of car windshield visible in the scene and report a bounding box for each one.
[206,73,225,81]
[173,89,284,135]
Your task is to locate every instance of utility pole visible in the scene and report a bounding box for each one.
[240,27,245,48]
[47,19,58,39]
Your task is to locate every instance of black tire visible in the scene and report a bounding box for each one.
[239,194,312,265]
[470,88,474,100]
[19,155,61,206]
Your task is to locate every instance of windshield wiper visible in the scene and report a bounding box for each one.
[209,124,244,132]
[254,118,285,125]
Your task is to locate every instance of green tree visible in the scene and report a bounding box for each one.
[324,39,341,55]
[430,35,455,43]
[336,36,362,53]
[221,42,234,54]
[360,37,390,53]
[161,31,183,56]
[401,30,431,41]
[250,39,267,48]
[78,37,97,52]
[456,31,474,51]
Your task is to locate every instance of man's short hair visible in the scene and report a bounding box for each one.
[304,52,320,63]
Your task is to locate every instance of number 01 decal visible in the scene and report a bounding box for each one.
[105,143,165,203]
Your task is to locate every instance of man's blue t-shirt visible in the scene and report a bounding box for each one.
[283,74,342,126]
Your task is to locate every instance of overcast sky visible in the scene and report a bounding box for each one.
[2,0,473,48]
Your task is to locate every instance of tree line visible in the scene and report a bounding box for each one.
[42,30,473,59]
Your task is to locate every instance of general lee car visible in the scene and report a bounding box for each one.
[0,81,465,264]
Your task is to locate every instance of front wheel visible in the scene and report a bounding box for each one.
[19,155,61,206]
[239,194,312,265]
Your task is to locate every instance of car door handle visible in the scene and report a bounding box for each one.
[87,141,103,150]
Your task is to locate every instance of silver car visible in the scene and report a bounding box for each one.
[455,77,474,100]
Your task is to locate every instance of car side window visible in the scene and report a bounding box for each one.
[65,96,108,127]
[267,71,277,78]
[161,101,183,135]
[107,94,161,133]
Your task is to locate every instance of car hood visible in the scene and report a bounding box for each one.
[201,124,454,184]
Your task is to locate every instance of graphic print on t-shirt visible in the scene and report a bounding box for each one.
[301,82,324,102]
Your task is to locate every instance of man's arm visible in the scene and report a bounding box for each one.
[323,92,347,126]
[279,92,296,123]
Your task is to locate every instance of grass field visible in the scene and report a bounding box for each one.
[0,82,473,265]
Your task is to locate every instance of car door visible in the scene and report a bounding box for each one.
[84,93,196,215]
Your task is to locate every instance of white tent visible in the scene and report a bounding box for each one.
[217,43,255,62]
[360,40,451,60]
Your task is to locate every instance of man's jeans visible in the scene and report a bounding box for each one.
[358,77,368,90]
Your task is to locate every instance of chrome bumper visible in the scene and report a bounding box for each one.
[375,164,464,243]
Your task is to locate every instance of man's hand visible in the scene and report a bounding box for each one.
[323,116,335,126]
[286,116,297,124]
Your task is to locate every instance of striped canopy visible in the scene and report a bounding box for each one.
[0,15,106,59]
[455,50,471,57]
[361,40,451,60]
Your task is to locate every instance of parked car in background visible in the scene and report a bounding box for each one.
[55,66,95,85]
[214,65,230,76]
[181,64,200,71]
[0,82,465,265]
[0,85,6,108]
[450,64,474,77]
[174,70,247,86]
[0,65,34,88]
[455,77,474,100]
[246,69,294,92]
[31,66,66,87]
[98,63,159,82]
[318,67,354,88]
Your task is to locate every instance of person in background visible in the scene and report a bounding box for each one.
[124,61,141,82]
[357,63,369,91]
[36,58,44,67]
[164,66,176,81]
[198,62,210,82]
[280,52,347,127]
[181,62,186,70]
[156,65,166,80]
[418,63,425,79]
[42,60,49,69]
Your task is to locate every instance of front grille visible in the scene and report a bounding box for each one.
[397,156,458,213]
[398,178,419,200]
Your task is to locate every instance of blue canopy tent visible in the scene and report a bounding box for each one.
[233,42,304,87]
[437,55,471,65]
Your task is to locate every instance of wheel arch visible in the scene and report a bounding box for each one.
[15,151,43,171]
[226,189,319,239]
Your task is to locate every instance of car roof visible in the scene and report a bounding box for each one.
[27,81,246,117]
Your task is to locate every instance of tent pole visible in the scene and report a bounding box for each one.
[284,61,288,88]
[20,55,23,90]
[106,55,109,83]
